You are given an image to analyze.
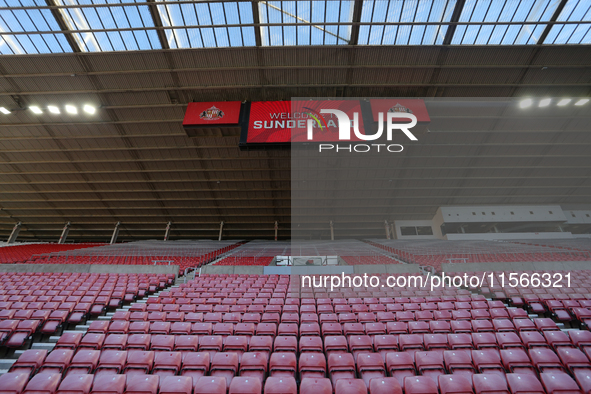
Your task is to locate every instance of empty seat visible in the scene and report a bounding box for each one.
[369,378,402,394]
[239,352,268,383]
[300,378,332,394]
[539,373,582,394]
[123,351,154,375]
[96,350,127,376]
[192,377,226,394]
[22,373,62,394]
[473,373,509,394]
[299,353,326,380]
[56,374,94,394]
[159,377,192,394]
[124,375,159,394]
[438,374,474,394]
[300,336,324,353]
[180,352,210,380]
[404,376,438,394]
[66,350,100,376]
[150,335,175,352]
[0,372,30,394]
[574,369,591,394]
[357,353,386,388]
[38,349,74,374]
[90,375,126,394]
[152,352,182,377]
[557,347,591,374]
[103,334,128,351]
[127,334,151,351]
[500,349,535,374]
[228,377,262,394]
[444,350,475,376]
[529,348,566,373]
[386,352,416,386]
[88,321,110,335]
[334,379,367,394]
[211,353,239,389]
[506,374,545,394]
[264,377,297,394]
[472,350,504,375]
[9,349,47,376]
[269,352,297,378]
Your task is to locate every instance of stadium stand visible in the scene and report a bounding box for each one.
[0,270,590,394]
[0,244,106,265]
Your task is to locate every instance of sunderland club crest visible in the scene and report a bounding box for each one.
[388,103,413,114]
[199,105,225,121]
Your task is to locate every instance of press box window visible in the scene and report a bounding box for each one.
[400,227,418,236]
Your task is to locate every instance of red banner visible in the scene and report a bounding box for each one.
[183,101,242,126]
[246,100,366,143]
[369,99,430,122]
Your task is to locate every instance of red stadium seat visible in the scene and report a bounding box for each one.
[56,374,94,394]
[192,377,226,394]
[90,375,126,394]
[438,374,474,394]
[22,373,62,394]
[506,373,545,394]
[0,373,30,394]
[228,377,262,394]
[334,379,367,394]
[386,352,416,386]
[404,376,438,394]
[180,352,210,380]
[472,374,509,394]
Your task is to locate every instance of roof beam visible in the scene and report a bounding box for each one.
[349,0,364,45]
[443,0,466,45]
[537,0,568,45]
[146,0,170,50]
[45,0,81,53]
[252,0,262,46]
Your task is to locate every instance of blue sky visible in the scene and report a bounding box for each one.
[0,0,589,54]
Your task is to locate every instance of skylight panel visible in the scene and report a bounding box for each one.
[156,1,254,48]
[259,0,353,46]
[55,0,160,51]
[543,0,591,44]
[358,0,457,46]
[451,0,560,45]
[0,0,71,54]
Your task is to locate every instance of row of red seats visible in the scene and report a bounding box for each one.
[7,347,591,394]
[43,329,591,355]
[340,256,401,265]
[0,243,105,264]
[99,309,532,325]
[85,318,571,337]
[214,257,274,266]
[3,371,589,394]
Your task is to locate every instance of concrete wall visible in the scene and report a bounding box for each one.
[443,261,591,272]
[0,264,179,277]
[445,232,573,241]
[202,264,422,275]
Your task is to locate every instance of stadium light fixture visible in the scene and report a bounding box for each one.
[575,98,589,106]
[65,105,77,114]
[557,99,571,106]
[539,98,551,107]
[48,106,60,114]
[0,107,10,114]
[30,106,42,114]
[83,105,96,114]
[519,98,532,108]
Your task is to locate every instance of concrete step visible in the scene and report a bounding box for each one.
[31,343,54,351]
[97,316,111,321]
[0,359,16,370]
[76,325,90,332]
[0,369,10,376]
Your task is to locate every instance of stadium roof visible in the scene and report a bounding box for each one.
[0,0,590,241]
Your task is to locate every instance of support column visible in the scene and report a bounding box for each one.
[390,223,396,239]
[7,222,22,244]
[110,222,121,244]
[274,221,278,241]
[164,221,172,241]
[330,221,334,241]
[58,222,71,244]
[218,221,224,241]
[384,220,391,240]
